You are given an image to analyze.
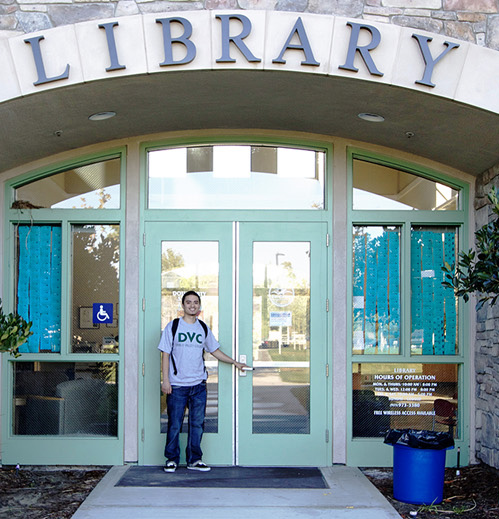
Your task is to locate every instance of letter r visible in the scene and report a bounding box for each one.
[339,22,383,77]
[216,14,261,63]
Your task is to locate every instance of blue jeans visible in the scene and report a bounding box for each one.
[164,382,207,465]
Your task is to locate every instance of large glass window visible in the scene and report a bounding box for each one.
[71,225,120,354]
[411,227,458,355]
[353,159,459,211]
[352,363,458,438]
[15,225,62,353]
[148,145,325,210]
[13,362,118,436]
[350,153,465,448]
[353,226,401,355]
[14,158,120,209]
[7,153,123,462]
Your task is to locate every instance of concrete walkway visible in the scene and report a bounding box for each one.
[72,465,402,519]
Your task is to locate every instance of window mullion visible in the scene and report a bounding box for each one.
[401,221,412,359]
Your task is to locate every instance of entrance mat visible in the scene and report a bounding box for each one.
[116,466,328,489]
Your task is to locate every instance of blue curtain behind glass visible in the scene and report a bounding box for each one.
[17,225,61,353]
[411,230,456,355]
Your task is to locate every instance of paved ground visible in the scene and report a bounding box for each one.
[72,465,402,519]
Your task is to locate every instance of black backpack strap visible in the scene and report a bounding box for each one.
[170,318,179,376]
[198,319,208,374]
[169,318,208,377]
[198,319,208,338]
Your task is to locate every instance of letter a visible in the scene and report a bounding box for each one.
[273,17,319,66]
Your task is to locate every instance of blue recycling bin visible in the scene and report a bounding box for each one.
[385,429,454,505]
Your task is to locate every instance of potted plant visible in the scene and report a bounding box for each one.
[442,187,499,308]
[0,300,33,357]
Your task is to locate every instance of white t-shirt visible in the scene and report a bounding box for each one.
[158,318,220,387]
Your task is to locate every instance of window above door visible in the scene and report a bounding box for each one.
[147,144,325,210]
[352,158,460,211]
[13,157,121,210]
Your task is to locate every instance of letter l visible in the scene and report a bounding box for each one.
[24,36,70,86]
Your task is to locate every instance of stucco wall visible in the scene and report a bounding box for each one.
[1,0,499,50]
[0,0,498,469]
[474,164,499,469]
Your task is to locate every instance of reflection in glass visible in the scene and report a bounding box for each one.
[148,145,325,210]
[353,226,401,355]
[71,225,120,354]
[14,158,120,209]
[252,242,311,434]
[13,362,118,436]
[411,227,458,355]
[160,241,219,434]
[353,159,459,211]
[15,224,62,353]
[352,363,458,438]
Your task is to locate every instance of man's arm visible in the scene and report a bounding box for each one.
[161,352,172,394]
[211,348,248,371]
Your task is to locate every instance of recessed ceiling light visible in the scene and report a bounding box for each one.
[88,111,116,121]
[358,112,385,123]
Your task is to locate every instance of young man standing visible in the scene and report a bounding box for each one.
[158,290,247,472]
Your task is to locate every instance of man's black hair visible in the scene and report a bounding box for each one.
[182,290,201,305]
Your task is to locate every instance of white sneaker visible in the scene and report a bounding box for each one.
[187,460,211,472]
[163,461,177,473]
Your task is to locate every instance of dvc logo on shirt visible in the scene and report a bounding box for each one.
[178,332,204,344]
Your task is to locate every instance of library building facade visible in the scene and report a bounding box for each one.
[1,0,498,468]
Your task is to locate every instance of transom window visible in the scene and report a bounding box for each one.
[147,144,325,210]
[14,157,121,210]
[353,159,459,211]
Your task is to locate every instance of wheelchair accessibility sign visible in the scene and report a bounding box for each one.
[93,303,113,324]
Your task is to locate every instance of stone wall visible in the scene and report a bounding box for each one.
[474,163,499,469]
[0,0,498,50]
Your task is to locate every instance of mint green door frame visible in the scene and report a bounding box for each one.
[142,222,234,465]
[237,222,329,466]
[141,221,330,466]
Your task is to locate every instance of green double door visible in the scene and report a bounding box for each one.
[142,221,329,466]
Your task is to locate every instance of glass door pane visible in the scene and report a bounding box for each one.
[252,242,311,434]
[159,241,220,434]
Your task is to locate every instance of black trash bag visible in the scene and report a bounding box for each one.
[384,429,454,450]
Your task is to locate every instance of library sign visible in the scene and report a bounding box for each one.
[1,10,474,102]
[372,369,440,419]
[355,363,457,423]
[23,15,458,87]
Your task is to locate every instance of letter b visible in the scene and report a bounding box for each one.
[157,17,196,66]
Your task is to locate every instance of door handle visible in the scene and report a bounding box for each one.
[239,355,253,377]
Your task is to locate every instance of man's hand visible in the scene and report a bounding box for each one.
[211,349,251,371]
[161,380,172,395]
[233,361,249,371]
